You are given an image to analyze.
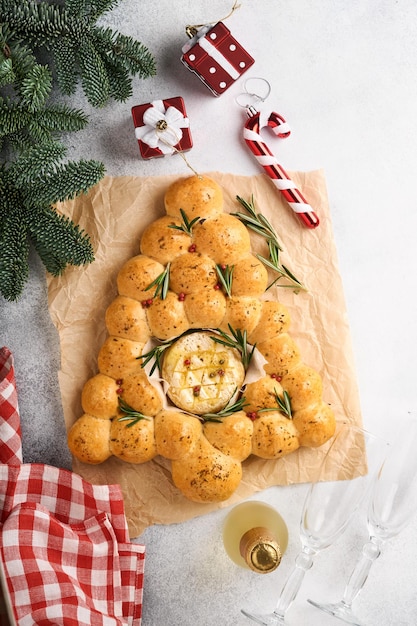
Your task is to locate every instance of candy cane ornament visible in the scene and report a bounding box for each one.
[244,106,319,228]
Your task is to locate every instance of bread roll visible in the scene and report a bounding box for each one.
[110,415,157,463]
[97,336,143,379]
[140,215,191,264]
[231,254,268,297]
[117,255,164,302]
[154,409,202,459]
[171,436,242,503]
[165,175,223,219]
[105,295,151,343]
[292,403,336,447]
[251,412,300,459]
[220,296,262,336]
[145,291,190,340]
[203,411,253,461]
[119,371,163,416]
[169,252,217,294]
[248,301,291,345]
[183,289,227,329]
[68,414,111,464]
[81,373,119,419]
[192,214,251,265]
[258,333,301,377]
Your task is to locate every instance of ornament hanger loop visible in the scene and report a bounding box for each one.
[235,77,271,109]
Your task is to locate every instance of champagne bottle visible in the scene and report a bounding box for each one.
[223,500,288,574]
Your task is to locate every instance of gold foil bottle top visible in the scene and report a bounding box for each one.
[239,526,282,574]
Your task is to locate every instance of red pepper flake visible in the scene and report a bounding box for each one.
[188,243,197,253]
[271,373,282,382]
[178,292,186,301]
[246,411,258,421]
[193,385,201,396]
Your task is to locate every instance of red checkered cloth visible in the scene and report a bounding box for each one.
[0,347,145,626]
[0,348,22,466]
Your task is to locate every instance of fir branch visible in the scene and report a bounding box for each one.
[78,38,110,108]
[27,208,94,275]
[0,204,29,301]
[211,325,256,370]
[234,195,307,293]
[20,64,51,111]
[10,142,67,184]
[25,159,105,207]
[117,397,150,428]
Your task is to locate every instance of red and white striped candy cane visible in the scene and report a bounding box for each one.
[244,106,319,228]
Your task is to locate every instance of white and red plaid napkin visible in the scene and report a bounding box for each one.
[0,347,145,626]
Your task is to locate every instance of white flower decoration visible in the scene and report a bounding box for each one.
[135,100,190,155]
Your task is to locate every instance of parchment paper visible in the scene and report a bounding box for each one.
[47,170,363,538]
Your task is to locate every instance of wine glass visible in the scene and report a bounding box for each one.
[241,423,387,625]
[308,417,417,625]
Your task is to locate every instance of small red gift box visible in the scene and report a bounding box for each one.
[181,22,255,96]
[132,97,193,159]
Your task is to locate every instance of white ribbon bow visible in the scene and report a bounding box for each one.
[135,100,190,155]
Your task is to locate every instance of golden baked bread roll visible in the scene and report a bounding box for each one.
[203,411,253,461]
[251,412,300,459]
[171,435,243,503]
[110,416,157,464]
[81,373,119,419]
[105,295,151,343]
[164,175,223,219]
[154,409,202,459]
[145,291,190,340]
[140,215,191,264]
[68,174,336,504]
[183,289,227,329]
[68,414,111,464]
[117,255,164,302]
[169,253,218,294]
[192,213,251,265]
[231,254,268,296]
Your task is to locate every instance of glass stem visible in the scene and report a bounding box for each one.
[341,536,382,608]
[273,546,316,619]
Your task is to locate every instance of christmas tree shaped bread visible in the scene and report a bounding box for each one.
[68,175,336,503]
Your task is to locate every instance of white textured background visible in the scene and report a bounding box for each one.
[1,1,417,624]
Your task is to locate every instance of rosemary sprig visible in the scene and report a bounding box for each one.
[259,389,293,419]
[136,336,176,375]
[233,195,306,293]
[215,264,234,297]
[211,324,256,370]
[202,392,248,423]
[168,209,201,235]
[117,398,150,427]
[145,262,170,300]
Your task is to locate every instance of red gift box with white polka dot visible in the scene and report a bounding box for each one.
[181,22,255,96]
